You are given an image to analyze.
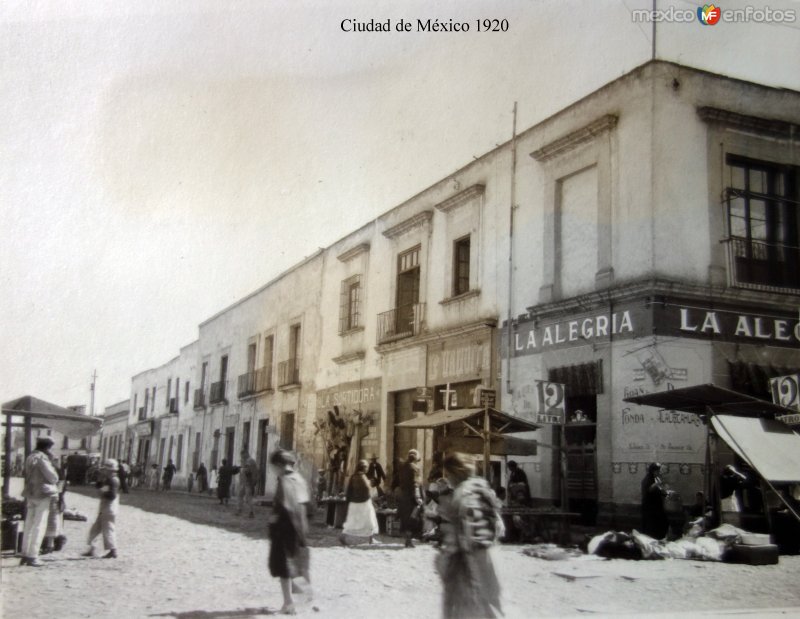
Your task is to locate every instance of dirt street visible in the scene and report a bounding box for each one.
[3,480,800,619]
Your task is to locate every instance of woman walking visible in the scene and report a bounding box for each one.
[437,452,504,619]
[339,459,379,545]
[268,449,311,615]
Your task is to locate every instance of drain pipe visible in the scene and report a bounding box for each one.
[506,102,518,395]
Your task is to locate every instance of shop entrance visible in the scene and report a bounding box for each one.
[257,418,271,495]
[549,363,601,524]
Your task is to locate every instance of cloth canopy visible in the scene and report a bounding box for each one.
[622,383,796,418]
[2,395,102,439]
[711,414,800,485]
[395,407,539,433]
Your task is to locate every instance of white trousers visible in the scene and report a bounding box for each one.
[22,497,51,559]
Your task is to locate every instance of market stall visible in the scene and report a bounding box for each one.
[624,384,800,553]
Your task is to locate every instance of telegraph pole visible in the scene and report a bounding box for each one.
[90,369,98,417]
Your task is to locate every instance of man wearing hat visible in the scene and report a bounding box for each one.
[83,458,121,558]
[397,448,424,548]
[20,437,60,566]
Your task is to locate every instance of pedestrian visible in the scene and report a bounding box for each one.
[366,454,386,494]
[196,462,209,493]
[437,452,504,619]
[162,459,177,490]
[217,458,239,505]
[397,448,424,548]
[208,465,218,496]
[41,453,68,555]
[641,462,668,539]
[148,464,160,490]
[268,449,312,615]
[20,437,60,567]
[237,449,258,517]
[118,460,130,494]
[507,460,531,506]
[340,459,379,545]
[82,458,121,559]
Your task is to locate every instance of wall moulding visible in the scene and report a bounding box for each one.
[531,114,618,162]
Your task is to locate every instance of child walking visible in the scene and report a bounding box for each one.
[83,458,120,559]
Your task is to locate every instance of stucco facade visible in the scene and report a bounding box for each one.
[115,61,799,516]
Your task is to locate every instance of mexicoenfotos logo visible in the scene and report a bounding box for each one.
[697,4,722,25]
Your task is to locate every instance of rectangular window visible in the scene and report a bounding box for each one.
[280,412,295,450]
[176,434,183,471]
[133,394,138,417]
[289,325,301,361]
[151,386,156,412]
[166,378,172,406]
[62,436,69,449]
[247,342,257,374]
[726,156,799,291]
[185,381,190,403]
[143,390,149,414]
[242,421,251,453]
[339,275,362,333]
[453,235,471,296]
[220,355,228,383]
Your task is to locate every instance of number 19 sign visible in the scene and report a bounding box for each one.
[771,374,800,425]
[536,381,566,425]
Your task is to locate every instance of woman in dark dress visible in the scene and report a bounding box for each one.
[641,462,668,539]
[195,463,209,493]
[268,449,311,615]
[216,459,239,505]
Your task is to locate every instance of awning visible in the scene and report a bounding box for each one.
[2,395,102,439]
[622,383,796,418]
[711,414,800,484]
[395,407,539,433]
[441,435,538,456]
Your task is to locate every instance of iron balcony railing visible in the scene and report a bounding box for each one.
[723,236,800,294]
[377,302,425,344]
[193,389,206,410]
[209,380,227,404]
[277,358,301,387]
[237,365,273,398]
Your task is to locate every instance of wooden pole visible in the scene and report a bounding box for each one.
[483,404,491,482]
[3,416,13,498]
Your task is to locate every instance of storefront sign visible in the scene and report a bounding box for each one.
[316,378,382,413]
[135,420,153,437]
[508,305,643,356]
[771,374,800,412]
[658,304,800,348]
[427,338,491,383]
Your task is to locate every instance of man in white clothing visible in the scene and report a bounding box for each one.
[21,437,59,567]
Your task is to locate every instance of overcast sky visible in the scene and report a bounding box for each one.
[1,0,798,415]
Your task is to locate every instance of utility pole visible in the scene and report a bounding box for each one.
[90,369,98,417]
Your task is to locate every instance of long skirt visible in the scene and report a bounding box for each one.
[268,514,310,579]
[438,547,502,619]
[342,500,379,538]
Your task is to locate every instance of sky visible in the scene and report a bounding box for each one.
[1,0,798,415]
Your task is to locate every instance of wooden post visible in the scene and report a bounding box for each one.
[483,404,491,482]
[24,415,32,460]
[3,415,13,498]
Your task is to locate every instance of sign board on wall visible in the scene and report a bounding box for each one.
[427,337,491,384]
[316,378,382,413]
[771,374,800,424]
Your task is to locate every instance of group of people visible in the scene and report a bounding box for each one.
[20,437,120,567]
[21,438,505,618]
[330,447,505,618]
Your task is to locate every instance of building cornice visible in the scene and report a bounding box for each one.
[530,114,618,162]
[517,278,800,325]
[382,210,433,239]
[332,350,366,365]
[337,243,370,262]
[697,106,800,140]
[434,184,485,213]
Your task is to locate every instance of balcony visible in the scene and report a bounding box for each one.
[209,380,227,404]
[137,406,146,421]
[723,236,800,294]
[377,302,425,344]
[237,366,273,398]
[193,389,206,410]
[277,358,300,388]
